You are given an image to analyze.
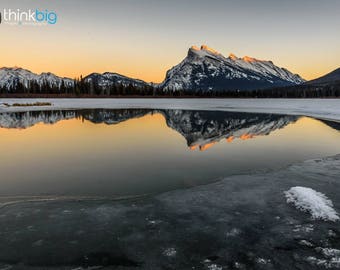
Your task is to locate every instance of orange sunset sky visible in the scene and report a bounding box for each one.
[1,0,340,82]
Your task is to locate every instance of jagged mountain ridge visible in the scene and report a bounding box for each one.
[160,45,305,91]
[0,67,74,90]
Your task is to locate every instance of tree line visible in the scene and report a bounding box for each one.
[0,78,339,98]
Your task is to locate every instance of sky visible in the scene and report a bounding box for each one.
[1,0,340,82]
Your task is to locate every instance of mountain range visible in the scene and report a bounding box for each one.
[0,45,338,93]
[0,67,74,90]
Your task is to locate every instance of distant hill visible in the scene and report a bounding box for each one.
[306,68,340,86]
[83,72,150,89]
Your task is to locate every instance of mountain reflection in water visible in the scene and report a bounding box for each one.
[0,109,300,150]
[0,109,339,197]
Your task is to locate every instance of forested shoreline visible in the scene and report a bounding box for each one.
[1,77,339,98]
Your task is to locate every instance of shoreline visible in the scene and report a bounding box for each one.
[1,98,340,122]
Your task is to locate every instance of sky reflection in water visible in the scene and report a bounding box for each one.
[0,109,339,197]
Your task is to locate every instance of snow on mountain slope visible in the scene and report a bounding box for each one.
[84,72,150,89]
[161,45,305,91]
[0,67,74,90]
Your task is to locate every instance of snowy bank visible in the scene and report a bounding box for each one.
[0,98,340,122]
[284,186,339,222]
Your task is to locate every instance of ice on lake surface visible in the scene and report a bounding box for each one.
[0,108,340,269]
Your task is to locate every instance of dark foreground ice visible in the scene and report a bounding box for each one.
[1,156,340,270]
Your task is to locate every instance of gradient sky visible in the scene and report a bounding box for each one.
[1,0,340,82]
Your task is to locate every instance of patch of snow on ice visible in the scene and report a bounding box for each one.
[299,240,314,247]
[207,264,223,270]
[306,256,329,268]
[256,258,271,265]
[226,228,241,237]
[306,248,340,268]
[316,247,340,258]
[293,224,314,233]
[234,262,245,269]
[284,187,339,222]
[328,230,337,237]
[163,247,177,257]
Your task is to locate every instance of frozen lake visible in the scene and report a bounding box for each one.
[0,100,340,269]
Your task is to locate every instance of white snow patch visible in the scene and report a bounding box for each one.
[256,258,271,265]
[306,256,329,268]
[207,264,223,270]
[328,230,337,237]
[284,187,339,222]
[234,262,245,269]
[299,240,314,247]
[163,247,177,257]
[317,247,340,258]
[293,224,314,233]
[306,248,340,268]
[226,228,241,237]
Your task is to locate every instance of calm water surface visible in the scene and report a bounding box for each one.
[1,109,340,270]
[0,109,340,197]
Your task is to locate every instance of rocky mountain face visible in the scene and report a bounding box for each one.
[0,67,74,90]
[160,45,305,91]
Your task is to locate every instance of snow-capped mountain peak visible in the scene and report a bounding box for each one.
[242,56,260,63]
[189,45,224,60]
[0,67,74,90]
[200,45,221,55]
[161,45,305,91]
[229,53,238,60]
